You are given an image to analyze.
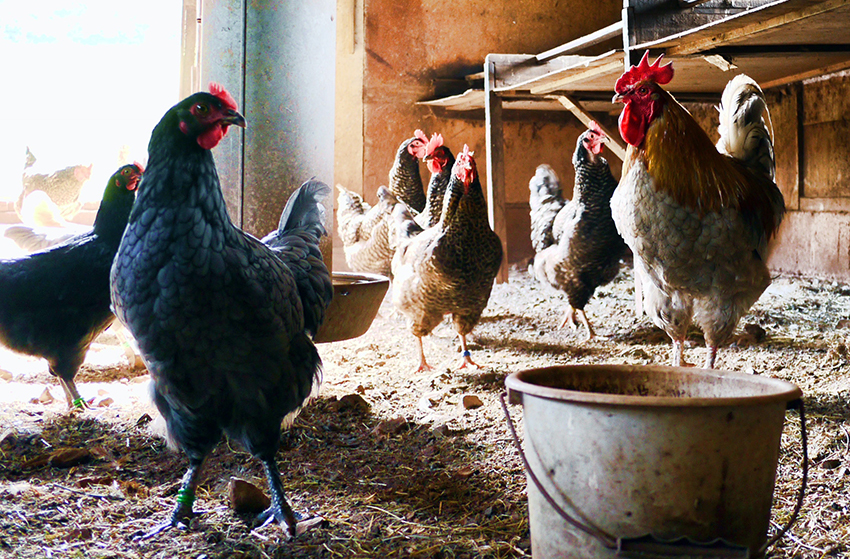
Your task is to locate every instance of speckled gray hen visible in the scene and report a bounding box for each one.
[110,84,331,538]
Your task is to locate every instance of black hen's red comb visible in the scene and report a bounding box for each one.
[209,82,238,111]
[614,51,674,94]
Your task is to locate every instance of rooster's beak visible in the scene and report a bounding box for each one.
[223,109,247,129]
[612,93,625,104]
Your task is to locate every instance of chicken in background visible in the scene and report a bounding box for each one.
[528,164,566,254]
[391,145,503,372]
[336,184,400,278]
[530,123,628,340]
[610,53,785,368]
[17,147,94,225]
[110,84,330,538]
[416,132,455,230]
[0,163,142,408]
[388,130,429,214]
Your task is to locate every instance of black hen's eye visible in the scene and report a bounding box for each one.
[195,103,209,115]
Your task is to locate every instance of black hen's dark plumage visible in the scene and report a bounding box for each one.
[261,179,333,338]
[531,127,627,339]
[110,87,331,538]
[0,163,141,407]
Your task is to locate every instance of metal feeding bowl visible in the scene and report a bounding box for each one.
[313,272,390,343]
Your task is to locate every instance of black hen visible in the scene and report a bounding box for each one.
[530,123,627,340]
[0,163,142,408]
[110,84,331,538]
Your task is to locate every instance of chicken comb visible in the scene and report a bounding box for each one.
[425,132,444,155]
[588,121,605,137]
[209,82,238,111]
[459,144,474,161]
[414,129,429,143]
[615,51,674,93]
[133,161,145,173]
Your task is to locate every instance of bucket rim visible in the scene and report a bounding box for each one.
[505,364,802,408]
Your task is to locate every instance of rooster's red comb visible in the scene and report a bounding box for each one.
[614,51,674,94]
[459,144,474,161]
[414,129,429,143]
[209,82,238,111]
[425,132,444,155]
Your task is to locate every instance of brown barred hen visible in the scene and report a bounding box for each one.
[415,132,455,230]
[388,130,429,213]
[391,145,502,372]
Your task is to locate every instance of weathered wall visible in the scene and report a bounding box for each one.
[334,0,623,263]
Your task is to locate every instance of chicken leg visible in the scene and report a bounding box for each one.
[139,458,205,539]
[258,459,323,538]
[457,334,480,370]
[559,306,596,342]
[415,336,434,373]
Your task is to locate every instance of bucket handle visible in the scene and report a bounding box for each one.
[499,392,809,556]
[757,397,808,556]
[499,392,618,549]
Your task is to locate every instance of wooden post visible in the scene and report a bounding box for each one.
[484,54,509,284]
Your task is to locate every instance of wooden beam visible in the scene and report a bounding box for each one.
[536,21,624,61]
[484,55,509,284]
[529,60,623,95]
[760,58,850,89]
[554,95,627,161]
[667,0,850,56]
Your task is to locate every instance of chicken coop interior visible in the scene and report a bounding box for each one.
[1,0,850,557]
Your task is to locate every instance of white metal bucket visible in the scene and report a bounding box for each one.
[504,365,805,559]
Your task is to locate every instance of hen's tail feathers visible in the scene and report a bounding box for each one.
[277,179,331,240]
[392,202,423,242]
[528,164,565,254]
[716,74,775,181]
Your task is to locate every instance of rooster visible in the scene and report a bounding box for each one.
[336,184,400,277]
[0,163,142,408]
[110,84,331,537]
[530,123,628,340]
[388,130,429,213]
[416,133,455,230]
[610,53,785,368]
[391,145,502,372]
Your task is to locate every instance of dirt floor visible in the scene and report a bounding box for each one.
[0,263,849,558]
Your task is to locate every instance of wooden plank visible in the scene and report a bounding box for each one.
[529,59,624,95]
[485,55,509,284]
[799,197,850,212]
[665,0,849,55]
[417,89,485,111]
[554,95,627,161]
[536,21,624,61]
[760,58,850,88]
[494,51,620,93]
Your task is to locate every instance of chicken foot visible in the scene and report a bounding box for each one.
[457,334,481,370]
[53,370,86,410]
[258,459,322,538]
[415,336,434,373]
[138,458,205,539]
[559,306,595,342]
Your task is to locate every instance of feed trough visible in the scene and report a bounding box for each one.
[314,272,389,343]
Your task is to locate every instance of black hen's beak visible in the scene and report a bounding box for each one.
[223,109,247,129]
